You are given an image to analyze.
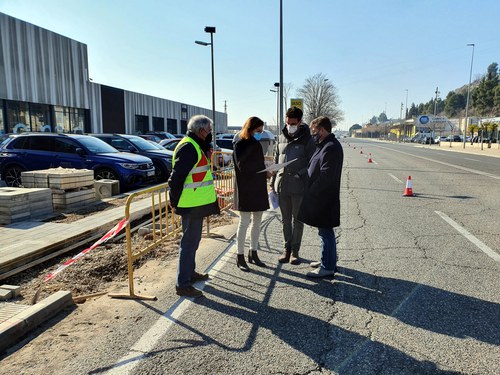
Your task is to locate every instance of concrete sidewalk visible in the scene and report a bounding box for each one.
[0,195,159,353]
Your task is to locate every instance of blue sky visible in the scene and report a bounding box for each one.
[1,0,500,130]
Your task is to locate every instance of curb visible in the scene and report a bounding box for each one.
[0,291,74,353]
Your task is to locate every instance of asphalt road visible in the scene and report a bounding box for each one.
[6,138,500,374]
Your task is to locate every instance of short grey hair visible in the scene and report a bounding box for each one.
[187,115,213,134]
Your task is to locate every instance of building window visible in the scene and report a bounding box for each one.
[152,117,164,131]
[6,101,29,133]
[135,115,149,134]
[54,106,89,133]
[167,118,177,134]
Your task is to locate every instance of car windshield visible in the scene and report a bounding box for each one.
[147,140,167,150]
[127,136,158,151]
[77,136,120,153]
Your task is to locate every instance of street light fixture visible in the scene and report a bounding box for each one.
[464,43,475,149]
[270,82,280,130]
[195,26,217,137]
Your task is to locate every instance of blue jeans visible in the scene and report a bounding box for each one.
[177,216,203,288]
[318,227,336,271]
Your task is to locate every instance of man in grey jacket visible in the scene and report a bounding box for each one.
[271,107,316,264]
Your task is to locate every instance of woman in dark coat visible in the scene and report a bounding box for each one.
[298,116,343,278]
[233,116,270,271]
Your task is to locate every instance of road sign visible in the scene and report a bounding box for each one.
[290,98,303,110]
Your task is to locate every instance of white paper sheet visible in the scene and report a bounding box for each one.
[258,158,298,173]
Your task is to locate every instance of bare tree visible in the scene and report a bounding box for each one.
[282,82,294,111]
[297,73,344,125]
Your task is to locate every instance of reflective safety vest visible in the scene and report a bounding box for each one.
[172,136,216,208]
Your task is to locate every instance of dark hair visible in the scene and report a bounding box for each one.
[310,116,332,133]
[286,107,303,121]
[240,116,264,140]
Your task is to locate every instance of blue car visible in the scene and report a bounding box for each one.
[89,134,172,182]
[0,133,155,191]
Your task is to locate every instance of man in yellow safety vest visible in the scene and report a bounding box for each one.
[168,115,220,298]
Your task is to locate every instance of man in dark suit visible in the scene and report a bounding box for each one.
[298,116,343,278]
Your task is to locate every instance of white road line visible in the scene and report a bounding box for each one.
[463,157,480,162]
[435,211,500,263]
[388,173,403,183]
[375,146,500,180]
[105,241,238,374]
[106,211,277,374]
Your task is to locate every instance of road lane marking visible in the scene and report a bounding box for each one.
[375,146,500,180]
[435,211,500,263]
[105,241,238,374]
[463,157,480,162]
[388,173,403,183]
[106,211,277,374]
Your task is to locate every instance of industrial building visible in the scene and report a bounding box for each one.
[0,12,227,136]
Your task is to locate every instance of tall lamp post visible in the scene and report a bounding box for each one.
[195,26,216,136]
[464,43,475,149]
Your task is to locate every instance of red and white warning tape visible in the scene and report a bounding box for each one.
[43,218,128,282]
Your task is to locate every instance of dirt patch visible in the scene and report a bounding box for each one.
[4,210,234,304]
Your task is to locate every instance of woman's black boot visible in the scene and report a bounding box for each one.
[237,254,250,272]
[248,250,266,267]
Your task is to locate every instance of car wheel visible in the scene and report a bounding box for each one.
[95,168,119,181]
[153,162,169,182]
[4,165,25,187]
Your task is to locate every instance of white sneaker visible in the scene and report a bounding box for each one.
[310,261,321,268]
[306,267,335,278]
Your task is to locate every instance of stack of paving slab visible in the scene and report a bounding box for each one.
[0,187,53,224]
[21,168,96,211]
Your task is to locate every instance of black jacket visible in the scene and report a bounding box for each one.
[168,132,220,218]
[233,137,270,212]
[298,133,343,228]
[271,124,315,194]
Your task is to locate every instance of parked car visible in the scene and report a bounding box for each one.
[215,133,236,150]
[158,138,181,152]
[0,133,155,191]
[420,136,435,144]
[445,135,462,142]
[89,134,173,182]
[145,131,177,140]
[138,134,162,143]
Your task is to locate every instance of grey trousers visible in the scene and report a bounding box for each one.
[278,192,304,253]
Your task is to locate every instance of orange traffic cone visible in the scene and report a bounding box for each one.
[367,153,373,163]
[403,176,415,196]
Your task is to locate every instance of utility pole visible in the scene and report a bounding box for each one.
[405,89,408,120]
[433,87,440,115]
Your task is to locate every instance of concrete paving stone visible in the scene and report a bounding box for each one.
[0,289,13,300]
[0,285,21,297]
[0,291,74,353]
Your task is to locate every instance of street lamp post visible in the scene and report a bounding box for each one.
[464,43,475,149]
[195,26,216,136]
[405,89,408,120]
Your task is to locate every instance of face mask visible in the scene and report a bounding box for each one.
[204,131,213,145]
[312,133,321,144]
[287,125,298,134]
[253,132,263,141]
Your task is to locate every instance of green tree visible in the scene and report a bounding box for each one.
[444,91,466,117]
[378,112,388,122]
[297,73,344,124]
[370,116,378,124]
[472,63,499,116]
[349,124,361,136]
[408,103,418,118]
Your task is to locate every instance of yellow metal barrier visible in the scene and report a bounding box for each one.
[109,182,181,300]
